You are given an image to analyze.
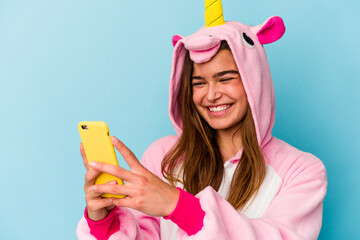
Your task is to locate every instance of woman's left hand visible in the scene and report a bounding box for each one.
[89,136,180,217]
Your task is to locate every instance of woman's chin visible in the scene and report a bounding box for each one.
[208,121,240,132]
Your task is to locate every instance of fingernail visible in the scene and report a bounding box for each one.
[108,180,117,185]
[92,185,97,191]
[89,161,97,167]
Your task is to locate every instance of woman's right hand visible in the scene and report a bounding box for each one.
[81,143,115,221]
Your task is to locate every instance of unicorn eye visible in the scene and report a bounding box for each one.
[242,32,254,48]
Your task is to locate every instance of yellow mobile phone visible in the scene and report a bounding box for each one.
[78,121,125,198]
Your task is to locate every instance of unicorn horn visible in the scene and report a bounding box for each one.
[205,0,225,27]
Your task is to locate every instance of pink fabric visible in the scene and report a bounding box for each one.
[184,34,222,63]
[84,207,120,240]
[77,206,161,240]
[164,187,205,236]
[256,16,286,45]
[188,43,221,64]
[172,35,183,47]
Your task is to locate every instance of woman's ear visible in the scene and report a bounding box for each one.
[172,35,184,47]
[252,16,285,45]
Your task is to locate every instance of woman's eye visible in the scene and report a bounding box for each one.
[220,78,233,82]
[192,82,205,86]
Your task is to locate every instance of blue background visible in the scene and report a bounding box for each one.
[0,0,359,239]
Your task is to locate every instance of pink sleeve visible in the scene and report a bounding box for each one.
[76,206,161,240]
[164,187,205,236]
[84,207,120,240]
[176,155,327,239]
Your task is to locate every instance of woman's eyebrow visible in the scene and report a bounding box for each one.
[192,70,239,80]
[213,70,239,78]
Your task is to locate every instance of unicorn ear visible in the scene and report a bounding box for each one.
[172,35,184,47]
[252,16,285,45]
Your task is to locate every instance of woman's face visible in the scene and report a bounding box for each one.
[192,49,248,133]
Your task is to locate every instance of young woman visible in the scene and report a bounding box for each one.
[77,2,327,239]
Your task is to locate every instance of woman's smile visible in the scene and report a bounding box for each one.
[206,104,233,116]
[208,104,232,112]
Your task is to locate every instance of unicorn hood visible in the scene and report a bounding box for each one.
[168,0,285,148]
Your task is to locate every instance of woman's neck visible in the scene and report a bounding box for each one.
[216,128,243,162]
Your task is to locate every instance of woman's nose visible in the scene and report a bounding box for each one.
[206,84,222,102]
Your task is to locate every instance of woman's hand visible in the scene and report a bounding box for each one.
[89,136,180,217]
[81,143,116,221]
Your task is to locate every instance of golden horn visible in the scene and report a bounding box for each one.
[205,0,225,27]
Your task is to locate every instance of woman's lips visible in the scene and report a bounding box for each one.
[206,104,233,116]
[208,104,231,112]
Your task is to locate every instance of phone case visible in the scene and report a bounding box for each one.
[78,121,126,198]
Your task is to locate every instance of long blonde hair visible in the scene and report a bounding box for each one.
[162,41,266,211]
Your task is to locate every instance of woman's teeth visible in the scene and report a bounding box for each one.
[208,105,231,112]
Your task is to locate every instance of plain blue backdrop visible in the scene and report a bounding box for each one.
[0,0,359,239]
